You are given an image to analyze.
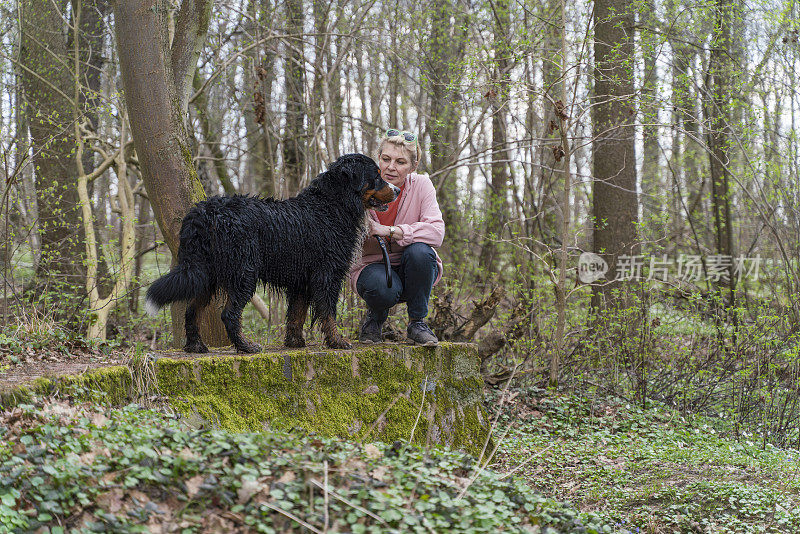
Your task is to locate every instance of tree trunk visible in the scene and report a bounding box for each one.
[705,0,737,305]
[19,0,85,296]
[591,0,639,307]
[130,193,152,313]
[74,0,109,179]
[246,0,279,197]
[192,72,236,194]
[639,0,662,242]
[424,0,469,253]
[113,0,227,348]
[387,1,400,129]
[538,0,565,247]
[282,0,306,195]
[551,0,572,387]
[478,0,511,274]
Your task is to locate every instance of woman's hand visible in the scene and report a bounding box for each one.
[369,219,403,241]
[369,219,389,237]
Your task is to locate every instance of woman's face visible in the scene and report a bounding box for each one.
[378,143,416,188]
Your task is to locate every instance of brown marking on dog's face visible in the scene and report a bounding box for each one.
[361,175,400,212]
[373,183,399,204]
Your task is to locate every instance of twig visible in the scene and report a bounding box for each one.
[260,502,323,534]
[323,460,329,533]
[498,441,558,480]
[310,479,387,525]
[408,376,429,445]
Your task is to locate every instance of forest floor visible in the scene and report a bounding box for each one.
[0,395,607,533]
[3,342,800,532]
[493,386,800,533]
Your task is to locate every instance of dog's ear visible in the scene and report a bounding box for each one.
[342,154,372,191]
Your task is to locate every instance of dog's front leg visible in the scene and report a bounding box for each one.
[320,316,352,349]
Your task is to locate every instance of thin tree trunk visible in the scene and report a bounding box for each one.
[114,0,227,348]
[282,0,306,195]
[705,0,737,306]
[639,0,661,241]
[479,0,511,274]
[538,0,565,247]
[425,0,469,253]
[551,0,572,387]
[130,192,152,313]
[247,0,279,197]
[192,72,236,194]
[387,0,400,129]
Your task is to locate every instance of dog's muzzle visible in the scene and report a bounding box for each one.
[369,197,390,211]
[368,184,401,212]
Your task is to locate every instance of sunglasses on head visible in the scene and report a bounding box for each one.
[385,129,417,143]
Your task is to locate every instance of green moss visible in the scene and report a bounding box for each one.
[1,344,491,455]
[59,366,132,404]
[0,377,53,408]
[152,344,490,454]
[0,367,132,409]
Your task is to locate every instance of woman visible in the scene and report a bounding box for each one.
[349,129,445,346]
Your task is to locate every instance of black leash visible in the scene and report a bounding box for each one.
[375,235,393,288]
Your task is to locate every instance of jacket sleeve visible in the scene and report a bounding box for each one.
[395,178,445,248]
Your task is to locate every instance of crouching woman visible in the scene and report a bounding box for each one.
[349,129,445,346]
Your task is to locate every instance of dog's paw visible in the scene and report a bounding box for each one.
[184,341,209,354]
[284,335,306,348]
[326,337,352,350]
[236,340,262,354]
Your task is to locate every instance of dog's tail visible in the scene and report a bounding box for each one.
[145,263,210,316]
[145,205,216,316]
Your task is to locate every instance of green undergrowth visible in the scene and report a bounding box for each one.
[0,398,610,533]
[494,387,800,533]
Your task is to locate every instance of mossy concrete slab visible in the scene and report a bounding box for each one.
[0,343,492,455]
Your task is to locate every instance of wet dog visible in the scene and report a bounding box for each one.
[145,154,400,352]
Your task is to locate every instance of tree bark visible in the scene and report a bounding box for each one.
[19,0,85,293]
[246,0,279,197]
[282,0,306,195]
[192,72,236,194]
[424,0,469,253]
[538,0,565,247]
[113,0,227,347]
[705,0,737,305]
[639,0,662,241]
[478,0,511,274]
[591,0,639,307]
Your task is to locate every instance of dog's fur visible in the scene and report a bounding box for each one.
[145,154,399,353]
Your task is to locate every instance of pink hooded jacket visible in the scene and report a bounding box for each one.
[349,172,445,291]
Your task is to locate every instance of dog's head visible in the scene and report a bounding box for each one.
[329,154,400,212]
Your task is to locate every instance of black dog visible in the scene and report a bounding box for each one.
[145,154,400,353]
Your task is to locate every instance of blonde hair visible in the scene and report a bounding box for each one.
[377,133,422,169]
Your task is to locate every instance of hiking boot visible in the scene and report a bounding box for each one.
[359,316,384,344]
[407,320,438,346]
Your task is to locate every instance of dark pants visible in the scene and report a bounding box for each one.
[356,242,438,323]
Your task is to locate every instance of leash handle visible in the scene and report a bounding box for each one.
[374,235,393,288]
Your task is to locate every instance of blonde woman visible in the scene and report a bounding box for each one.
[348,129,445,345]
